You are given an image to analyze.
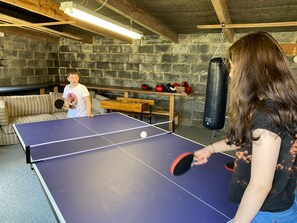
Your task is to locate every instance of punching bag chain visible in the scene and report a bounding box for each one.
[212,23,226,59]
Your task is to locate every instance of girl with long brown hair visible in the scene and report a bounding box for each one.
[193,31,297,222]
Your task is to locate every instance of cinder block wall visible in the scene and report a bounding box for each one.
[0,35,60,85]
[58,34,231,127]
[57,32,297,127]
[0,32,296,128]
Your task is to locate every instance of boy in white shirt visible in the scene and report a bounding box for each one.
[63,69,93,118]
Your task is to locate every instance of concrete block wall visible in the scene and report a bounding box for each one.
[58,32,297,127]
[0,32,296,128]
[0,35,60,86]
[58,34,232,127]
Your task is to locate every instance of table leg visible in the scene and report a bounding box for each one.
[54,86,59,93]
[169,95,175,131]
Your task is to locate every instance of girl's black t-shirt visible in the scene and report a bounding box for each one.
[228,100,297,212]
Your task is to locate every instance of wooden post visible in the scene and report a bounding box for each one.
[53,86,58,93]
[169,95,175,131]
[40,88,45,94]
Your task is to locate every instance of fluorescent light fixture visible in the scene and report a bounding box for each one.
[59,1,142,39]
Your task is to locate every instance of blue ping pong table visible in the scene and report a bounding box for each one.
[13,112,237,223]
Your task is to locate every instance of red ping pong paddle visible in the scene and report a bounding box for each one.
[225,162,234,171]
[170,152,194,176]
[54,99,64,109]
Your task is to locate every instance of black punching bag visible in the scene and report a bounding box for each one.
[203,57,228,130]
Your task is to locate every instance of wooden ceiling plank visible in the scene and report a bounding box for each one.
[96,0,179,43]
[0,21,75,27]
[1,0,134,43]
[197,21,297,29]
[0,13,94,43]
[0,26,60,43]
[1,0,72,21]
[0,14,83,40]
[211,0,235,43]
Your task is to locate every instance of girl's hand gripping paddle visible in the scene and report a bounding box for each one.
[170,152,194,176]
[225,162,234,171]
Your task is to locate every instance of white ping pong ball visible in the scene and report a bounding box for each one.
[140,131,147,138]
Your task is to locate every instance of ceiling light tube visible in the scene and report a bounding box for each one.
[59,1,142,39]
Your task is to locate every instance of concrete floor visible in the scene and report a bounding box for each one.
[0,143,57,223]
[0,126,231,223]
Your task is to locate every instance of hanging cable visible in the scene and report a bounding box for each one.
[95,0,108,11]
[212,23,226,58]
[130,18,133,31]
[78,0,86,4]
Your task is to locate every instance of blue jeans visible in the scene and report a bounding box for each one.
[227,193,297,223]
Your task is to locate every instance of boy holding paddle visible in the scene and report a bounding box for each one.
[63,69,94,118]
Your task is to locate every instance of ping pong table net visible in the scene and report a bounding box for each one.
[25,121,173,164]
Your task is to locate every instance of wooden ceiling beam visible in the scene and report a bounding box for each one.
[0,14,85,41]
[96,0,179,43]
[0,14,93,44]
[281,44,297,56]
[196,21,297,56]
[0,21,75,27]
[0,26,60,44]
[0,0,134,43]
[197,21,297,29]
[210,0,235,43]
[0,0,67,22]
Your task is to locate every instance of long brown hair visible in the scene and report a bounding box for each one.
[226,31,297,146]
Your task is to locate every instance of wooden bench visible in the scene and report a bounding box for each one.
[117,97,155,107]
[100,99,149,120]
[116,97,154,123]
[116,97,179,126]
